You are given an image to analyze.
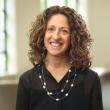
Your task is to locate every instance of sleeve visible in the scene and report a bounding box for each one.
[16,76,30,110]
[91,73,103,110]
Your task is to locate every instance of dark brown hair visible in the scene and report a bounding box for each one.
[28,6,92,71]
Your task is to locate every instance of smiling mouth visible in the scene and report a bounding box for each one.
[50,41,62,47]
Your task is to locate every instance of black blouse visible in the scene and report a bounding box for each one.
[16,63,103,110]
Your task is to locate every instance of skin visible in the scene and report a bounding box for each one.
[44,14,71,82]
[44,14,71,58]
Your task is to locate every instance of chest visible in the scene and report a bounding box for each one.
[29,84,90,110]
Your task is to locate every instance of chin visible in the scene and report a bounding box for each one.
[48,51,67,57]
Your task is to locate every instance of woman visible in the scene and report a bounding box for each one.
[16,6,103,110]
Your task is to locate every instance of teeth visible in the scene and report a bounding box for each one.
[50,42,61,47]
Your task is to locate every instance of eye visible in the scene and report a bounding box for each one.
[61,29,69,35]
[46,27,54,32]
[62,30,68,33]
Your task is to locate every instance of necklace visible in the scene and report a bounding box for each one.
[38,64,77,102]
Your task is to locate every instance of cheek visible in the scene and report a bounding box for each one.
[44,32,52,43]
[44,34,49,46]
[65,37,71,46]
[44,32,49,40]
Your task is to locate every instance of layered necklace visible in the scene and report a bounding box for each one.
[38,64,77,102]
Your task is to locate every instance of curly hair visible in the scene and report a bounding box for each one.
[28,5,93,71]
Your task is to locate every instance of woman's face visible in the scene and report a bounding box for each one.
[44,14,71,57]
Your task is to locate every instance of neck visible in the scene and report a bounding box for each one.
[44,54,71,82]
[44,54,70,68]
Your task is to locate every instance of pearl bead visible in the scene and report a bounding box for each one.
[44,82,46,85]
[71,84,74,87]
[61,89,64,92]
[47,92,50,95]
[66,80,69,83]
[39,75,42,79]
[47,92,53,95]
[43,85,46,89]
[65,93,68,96]
[50,92,52,95]
[69,69,71,72]
[56,98,59,101]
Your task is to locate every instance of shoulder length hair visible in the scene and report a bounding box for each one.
[28,5,93,71]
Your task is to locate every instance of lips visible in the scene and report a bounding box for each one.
[50,41,62,47]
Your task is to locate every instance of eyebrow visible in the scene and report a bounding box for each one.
[47,25,69,29]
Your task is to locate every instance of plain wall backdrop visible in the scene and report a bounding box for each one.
[0,0,110,110]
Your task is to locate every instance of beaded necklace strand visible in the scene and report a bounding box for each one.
[38,65,77,101]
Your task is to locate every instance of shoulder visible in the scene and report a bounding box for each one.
[81,68,101,86]
[87,68,100,79]
[20,68,34,81]
[80,69,103,103]
[81,68,99,79]
[19,64,40,82]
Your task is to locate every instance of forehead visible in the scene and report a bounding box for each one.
[47,14,69,27]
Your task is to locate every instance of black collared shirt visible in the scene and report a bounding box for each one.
[16,63,103,110]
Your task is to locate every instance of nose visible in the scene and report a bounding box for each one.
[53,29,60,39]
